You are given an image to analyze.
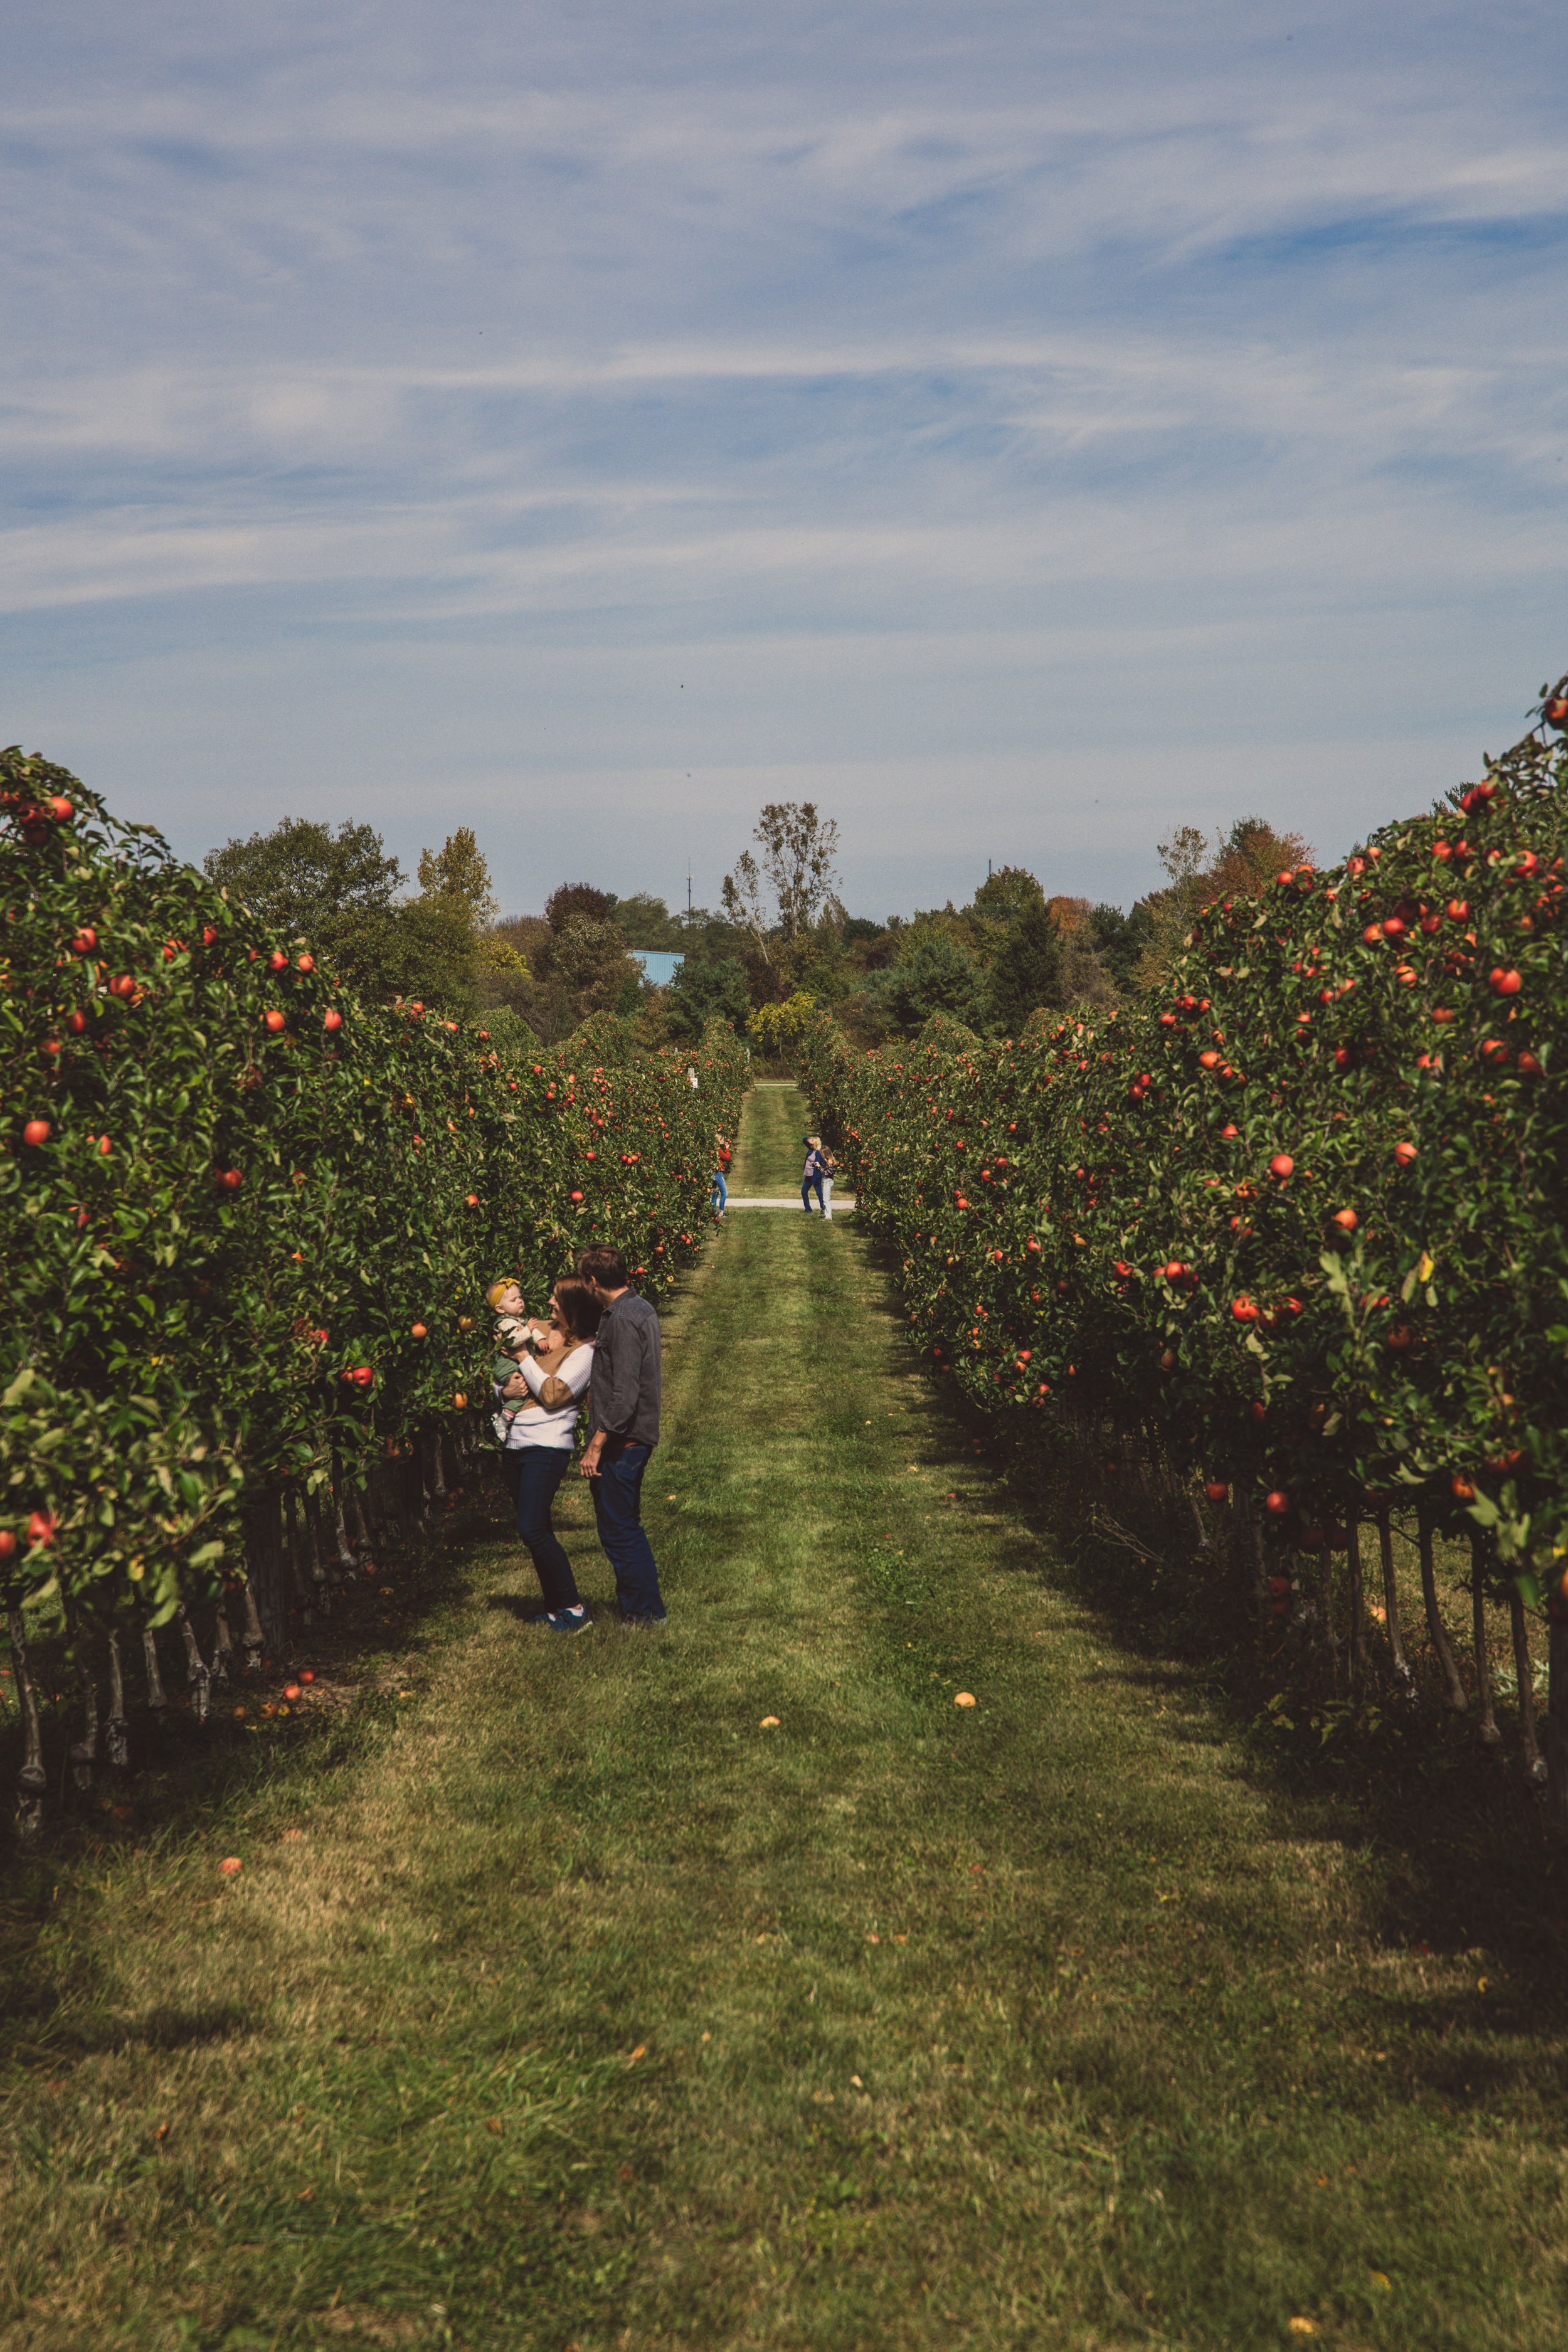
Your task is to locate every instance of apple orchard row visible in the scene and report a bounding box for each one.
[1,745,743,1685]
[797,679,1568,1759]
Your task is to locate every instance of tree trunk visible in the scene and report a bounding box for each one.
[105,1624,130,1771]
[9,1608,48,1841]
[1375,1508,1411,1688]
[1417,1509,1468,1710]
[1470,1532,1502,1747]
[142,1623,169,1712]
[334,1476,361,1571]
[1318,1539,1337,1693]
[282,1486,313,1628]
[1232,1491,1266,1643]
[303,1485,333,1613]
[69,1644,100,1793]
[236,1574,266,1674]
[210,1596,233,1693]
[1508,1587,1546,1786]
[430,1424,450,1508]
[176,1604,211,1724]
[244,1488,290,1663]
[1346,1518,1371,1692]
[1547,1618,1568,1838]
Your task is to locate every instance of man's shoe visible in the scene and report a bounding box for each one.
[544,1607,593,1633]
[621,1611,668,1629]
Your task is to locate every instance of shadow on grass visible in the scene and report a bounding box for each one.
[0,1474,522,2051]
[856,1232,1568,2008]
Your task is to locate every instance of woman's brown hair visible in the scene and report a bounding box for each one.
[549,1274,604,1344]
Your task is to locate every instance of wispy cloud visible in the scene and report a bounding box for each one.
[3,1,1565,911]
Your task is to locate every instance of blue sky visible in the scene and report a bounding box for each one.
[3,0,1565,919]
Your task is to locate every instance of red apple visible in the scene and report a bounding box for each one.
[297,954,314,973]
[22,1118,50,1147]
[66,1010,86,1034]
[1332,1209,1358,1232]
[410,1322,427,1339]
[1264,1490,1290,1516]
[1488,967,1522,996]
[28,1510,56,1547]
[1268,1153,1294,1179]
[264,1009,285,1032]
[1204,1480,1228,1503]
[268,950,289,972]
[1231,1296,1260,1323]
[1392,1140,1417,1167]
[323,1009,342,1033]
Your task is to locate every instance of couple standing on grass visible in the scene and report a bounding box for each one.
[490,1243,664,1633]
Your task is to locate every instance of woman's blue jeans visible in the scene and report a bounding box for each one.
[499,1445,580,1609]
[712,1170,728,1210]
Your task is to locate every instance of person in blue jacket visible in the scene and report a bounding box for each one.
[801,1135,825,1214]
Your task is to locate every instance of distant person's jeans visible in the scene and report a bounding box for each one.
[499,1446,581,1610]
[590,1439,666,1620]
[820,1177,834,1220]
[802,1176,824,1212]
[712,1170,728,1210]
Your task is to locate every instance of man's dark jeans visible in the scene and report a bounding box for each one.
[499,1446,580,1610]
[590,1439,665,1620]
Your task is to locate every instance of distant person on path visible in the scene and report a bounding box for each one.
[712,1131,731,1217]
[494,1276,602,1633]
[576,1243,667,1626]
[801,1135,825,1214]
[815,1138,838,1221]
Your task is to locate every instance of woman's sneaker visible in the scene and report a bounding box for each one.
[544,1606,592,1633]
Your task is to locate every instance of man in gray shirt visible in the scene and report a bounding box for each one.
[577,1244,667,1624]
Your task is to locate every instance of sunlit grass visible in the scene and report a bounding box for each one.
[3,1086,1566,2350]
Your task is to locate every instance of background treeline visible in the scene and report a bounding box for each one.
[206,800,1310,1057]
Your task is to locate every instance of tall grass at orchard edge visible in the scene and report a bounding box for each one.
[2,1085,1567,2351]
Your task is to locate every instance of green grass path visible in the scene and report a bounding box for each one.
[4,1083,1566,2351]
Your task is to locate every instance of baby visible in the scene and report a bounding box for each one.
[487,1278,549,1440]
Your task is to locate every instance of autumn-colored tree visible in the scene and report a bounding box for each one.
[1135,815,1314,989]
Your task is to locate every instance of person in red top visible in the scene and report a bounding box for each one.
[711,1131,732,1217]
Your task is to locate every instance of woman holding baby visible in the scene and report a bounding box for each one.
[489,1275,601,1633]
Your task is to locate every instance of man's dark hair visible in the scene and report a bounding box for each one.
[576,1243,630,1290]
